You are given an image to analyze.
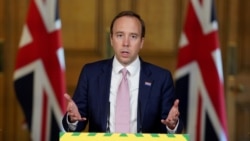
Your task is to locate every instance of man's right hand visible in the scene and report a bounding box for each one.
[64,93,86,122]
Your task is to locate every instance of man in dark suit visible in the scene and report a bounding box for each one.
[62,10,183,133]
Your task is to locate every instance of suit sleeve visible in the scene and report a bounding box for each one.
[161,70,183,133]
[62,65,89,132]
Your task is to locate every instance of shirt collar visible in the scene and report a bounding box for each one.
[113,56,140,76]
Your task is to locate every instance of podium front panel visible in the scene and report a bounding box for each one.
[60,132,189,141]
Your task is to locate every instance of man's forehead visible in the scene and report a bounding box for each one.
[113,17,141,33]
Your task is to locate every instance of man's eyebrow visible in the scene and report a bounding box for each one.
[130,33,139,35]
[114,31,140,36]
[114,31,124,34]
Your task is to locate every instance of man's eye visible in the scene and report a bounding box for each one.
[116,34,123,38]
[131,35,137,39]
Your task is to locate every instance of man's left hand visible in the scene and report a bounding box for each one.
[161,99,180,129]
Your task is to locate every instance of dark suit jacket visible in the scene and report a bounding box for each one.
[62,57,183,133]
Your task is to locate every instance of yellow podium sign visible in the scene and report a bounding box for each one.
[60,132,189,141]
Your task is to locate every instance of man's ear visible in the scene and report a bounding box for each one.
[110,34,113,47]
[140,38,144,49]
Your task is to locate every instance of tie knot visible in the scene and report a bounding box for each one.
[121,68,128,76]
[121,68,128,77]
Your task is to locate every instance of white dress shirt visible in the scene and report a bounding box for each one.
[109,56,140,133]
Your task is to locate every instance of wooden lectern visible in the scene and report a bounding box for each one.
[60,132,189,141]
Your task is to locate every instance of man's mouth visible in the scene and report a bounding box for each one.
[121,51,129,56]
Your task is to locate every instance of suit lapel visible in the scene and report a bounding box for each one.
[137,60,153,132]
[97,58,113,131]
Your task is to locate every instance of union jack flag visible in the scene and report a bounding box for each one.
[175,0,228,140]
[13,0,66,140]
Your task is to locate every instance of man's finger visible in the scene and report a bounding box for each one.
[161,119,166,124]
[64,93,72,102]
[173,99,179,108]
[70,116,87,122]
[80,117,87,121]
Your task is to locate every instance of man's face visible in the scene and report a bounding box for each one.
[110,16,144,66]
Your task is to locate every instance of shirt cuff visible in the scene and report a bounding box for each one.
[166,118,179,134]
[66,113,78,131]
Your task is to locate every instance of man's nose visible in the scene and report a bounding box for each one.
[122,36,130,47]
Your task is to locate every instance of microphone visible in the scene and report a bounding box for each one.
[138,100,142,133]
[106,102,110,133]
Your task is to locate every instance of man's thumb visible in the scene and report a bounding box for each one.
[174,99,179,108]
[64,93,72,102]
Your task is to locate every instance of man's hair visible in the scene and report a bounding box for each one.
[110,11,145,38]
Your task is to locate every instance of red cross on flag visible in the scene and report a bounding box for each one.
[13,0,66,140]
[175,0,228,140]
